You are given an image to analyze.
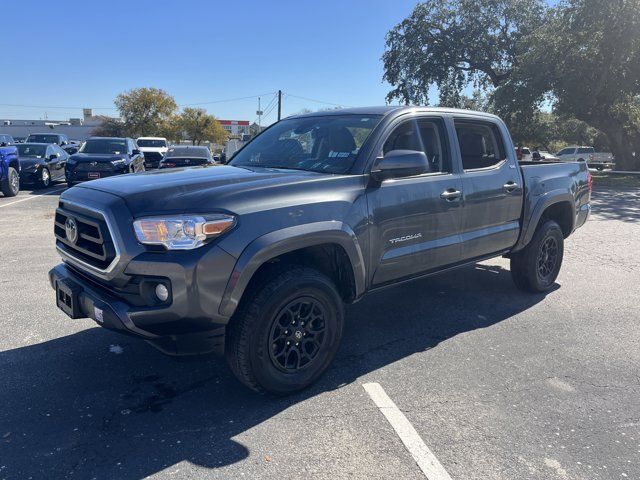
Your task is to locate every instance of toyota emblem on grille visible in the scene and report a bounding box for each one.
[90,161,98,167]
[65,217,79,244]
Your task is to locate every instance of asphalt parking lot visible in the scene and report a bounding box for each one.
[0,183,639,480]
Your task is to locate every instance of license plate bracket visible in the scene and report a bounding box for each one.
[88,172,100,179]
[56,278,83,319]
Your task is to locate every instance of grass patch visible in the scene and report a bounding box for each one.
[591,172,640,188]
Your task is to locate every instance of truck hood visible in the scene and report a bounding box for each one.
[71,153,128,163]
[72,164,340,216]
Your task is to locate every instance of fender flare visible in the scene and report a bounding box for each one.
[513,190,575,252]
[218,221,366,317]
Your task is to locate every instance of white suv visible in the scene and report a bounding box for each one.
[136,137,168,169]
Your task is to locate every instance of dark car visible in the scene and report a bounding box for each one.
[50,107,590,394]
[65,137,145,187]
[17,143,69,188]
[158,145,215,169]
[13,136,26,143]
[25,133,77,155]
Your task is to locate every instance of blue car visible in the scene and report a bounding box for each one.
[0,140,20,197]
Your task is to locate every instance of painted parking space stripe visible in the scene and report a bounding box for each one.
[363,382,452,480]
[0,187,65,209]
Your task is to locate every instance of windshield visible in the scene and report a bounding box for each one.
[80,139,127,154]
[17,144,47,157]
[230,114,382,173]
[165,147,209,158]
[137,139,167,148]
[27,134,59,144]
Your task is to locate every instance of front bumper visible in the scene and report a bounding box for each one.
[49,244,235,355]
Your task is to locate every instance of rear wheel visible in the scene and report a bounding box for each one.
[1,166,20,197]
[226,266,344,394]
[511,219,564,293]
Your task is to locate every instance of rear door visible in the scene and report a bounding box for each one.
[367,115,464,286]
[453,118,523,260]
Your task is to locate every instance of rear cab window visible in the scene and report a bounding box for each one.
[454,120,507,170]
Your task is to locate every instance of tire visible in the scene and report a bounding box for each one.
[510,219,564,293]
[1,166,20,197]
[226,266,344,395]
[37,167,51,189]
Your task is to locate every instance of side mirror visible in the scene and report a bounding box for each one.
[49,153,59,160]
[0,142,6,147]
[132,149,140,156]
[370,150,430,182]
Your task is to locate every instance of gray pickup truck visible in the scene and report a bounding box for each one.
[49,107,591,394]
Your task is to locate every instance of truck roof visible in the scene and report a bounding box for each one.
[287,105,502,120]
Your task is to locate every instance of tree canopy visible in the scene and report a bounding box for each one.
[383,0,640,169]
[114,87,178,138]
[178,108,228,146]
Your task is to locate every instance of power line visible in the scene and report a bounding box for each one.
[0,92,278,112]
[283,93,351,108]
[178,92,277,107]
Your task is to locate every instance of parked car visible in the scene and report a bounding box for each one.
[555,146,615,170]
[13,136,26,143]
[0,143,20,197]
[64,140,81,155]
[532,150,560,162]
[158,145,215,169]
[136,137,168,168]
[49,106,591,394]
[0,134,15,146]
[17,143,68,188]
[65,137,145,187]
[25,133,79,155]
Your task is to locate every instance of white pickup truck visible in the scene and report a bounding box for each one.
[555,146,615,171]
[136,137,169,169]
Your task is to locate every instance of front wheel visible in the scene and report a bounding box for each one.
[226,266,344,394]
[1,166,20,197]
[511,220,564,293]
[38,167,51,189]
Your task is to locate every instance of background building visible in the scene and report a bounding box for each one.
[218,120,250,136]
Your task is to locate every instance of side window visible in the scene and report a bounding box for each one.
[54,145,65,156]
[454,121,506,170]
[577,147,593,154]
[382,119,449,173]
[46,146,53,157]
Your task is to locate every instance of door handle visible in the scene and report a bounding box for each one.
[503,181,518,192]
[440,189,462,201]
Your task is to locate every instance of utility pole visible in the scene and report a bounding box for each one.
[277,90,282,121]
[257,97,262,129]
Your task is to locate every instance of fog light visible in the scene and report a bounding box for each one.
[155,284,169,302]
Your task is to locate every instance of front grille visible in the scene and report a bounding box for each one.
[74,162,115,172]
[54,203,117,271]
[144,152,163,162]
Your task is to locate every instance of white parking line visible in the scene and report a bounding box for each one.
[363,382,452,480]
[0,187,65,209]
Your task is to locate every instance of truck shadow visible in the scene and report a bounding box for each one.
[0,262,556,479]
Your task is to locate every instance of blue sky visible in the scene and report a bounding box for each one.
[3,0,421,123]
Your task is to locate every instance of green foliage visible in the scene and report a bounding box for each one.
[383,0,640,169]
[177,108,228,146]
[114,87,178,138]
[383,0,546,106]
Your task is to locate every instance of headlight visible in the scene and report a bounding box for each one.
[133,214,236,250]
[111,159,127,166]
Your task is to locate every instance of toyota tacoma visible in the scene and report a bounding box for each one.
[49,107,591,394]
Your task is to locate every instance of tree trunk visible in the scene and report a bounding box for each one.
[601,127,640,171]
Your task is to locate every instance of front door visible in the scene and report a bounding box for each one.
[367,117,464,286]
